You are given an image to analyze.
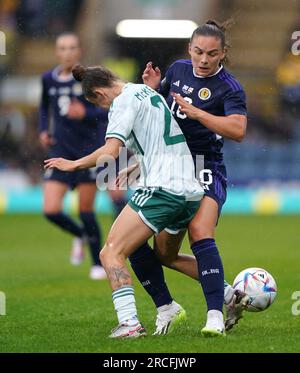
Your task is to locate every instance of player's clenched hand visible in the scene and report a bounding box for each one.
[44,158,78,172]
[142,62,161,90]
[115,163,139,188]
[171,92,203,120]
[115,167,129,188]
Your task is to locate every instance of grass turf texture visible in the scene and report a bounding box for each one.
[0,214,299,353]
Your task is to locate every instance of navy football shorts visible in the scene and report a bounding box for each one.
[196,161,227,217]
[43,167,99,189]
[43,158,122,190]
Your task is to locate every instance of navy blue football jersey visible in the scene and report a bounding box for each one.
[159,60,247,162]
[39,66,108,159]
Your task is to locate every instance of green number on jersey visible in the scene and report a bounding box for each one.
[150,95,185,146]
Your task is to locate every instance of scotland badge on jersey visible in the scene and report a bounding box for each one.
[198,88,211,100]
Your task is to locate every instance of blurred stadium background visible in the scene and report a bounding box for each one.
[0,0,300,215]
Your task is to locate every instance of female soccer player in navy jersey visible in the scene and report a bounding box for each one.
[39,32,126,280]
[128,20,249,336]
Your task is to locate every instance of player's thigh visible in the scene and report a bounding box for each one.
[154,229,186,263]
[101,204,154,262]
[188,196,219,243]
[78,182,97,212]
[43,181,69,213]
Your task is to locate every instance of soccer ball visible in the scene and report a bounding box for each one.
[232,268,277,312]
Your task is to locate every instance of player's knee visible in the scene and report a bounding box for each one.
[189,221,214,242]
[99,245,111,267]
[43,196,62,214]
[99,248,106,265]
[100,239,126,265]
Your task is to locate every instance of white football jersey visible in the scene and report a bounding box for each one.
[105,83,203,199]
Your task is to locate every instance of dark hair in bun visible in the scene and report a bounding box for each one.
[205,20,227,32]
[71,64,119,98]
[72,64,86,82]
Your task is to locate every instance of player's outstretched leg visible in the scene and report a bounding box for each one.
[108,285,147,339]
[100,205,154,339]
[129,232,188,335]
[189,198,225,337]
[191,239,225,337]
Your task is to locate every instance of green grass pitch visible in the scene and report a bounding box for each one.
[0,214,299,353]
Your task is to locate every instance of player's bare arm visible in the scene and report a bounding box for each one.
[44,138,123,171]
[172,92,247,142]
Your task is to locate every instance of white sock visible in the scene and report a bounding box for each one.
[112,285,138,324]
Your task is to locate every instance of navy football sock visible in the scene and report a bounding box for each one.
[45,212,84,238]
[129,242,173,308]
[191,238,224,312]
[79,212,102,266]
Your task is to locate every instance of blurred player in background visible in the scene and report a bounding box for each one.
[39,32,126,280]
[128,20,249,335]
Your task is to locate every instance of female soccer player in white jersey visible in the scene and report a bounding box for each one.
[44,64,205,338]
[128,20,249,335]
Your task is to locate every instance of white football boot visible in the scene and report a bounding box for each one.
[153,301,187,335]
[201,310,226,337]
[109,321,147,339]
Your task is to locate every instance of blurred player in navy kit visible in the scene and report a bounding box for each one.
[39,32,126,280]
[128,20,249,336]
